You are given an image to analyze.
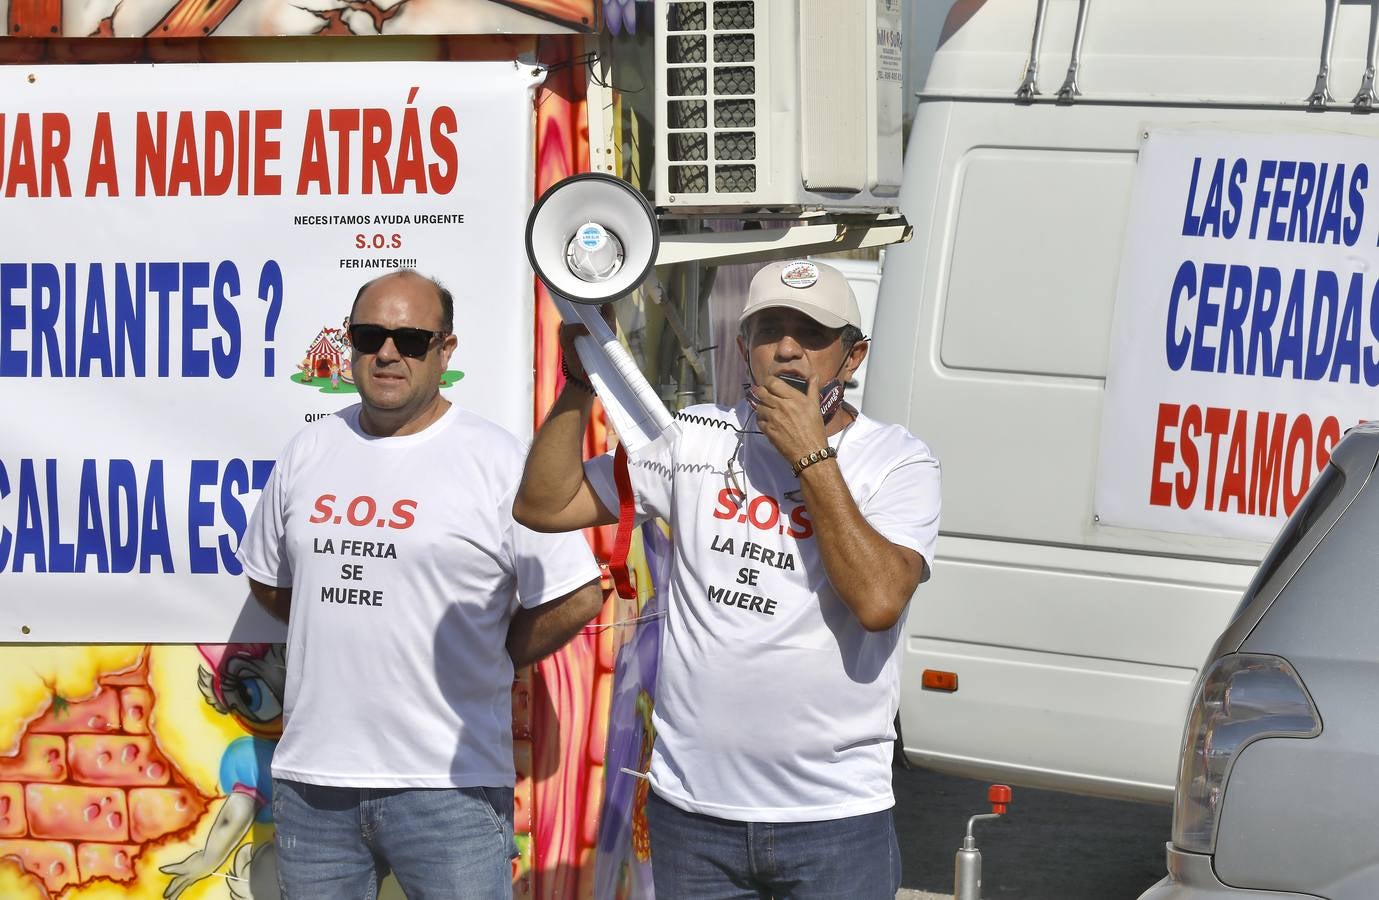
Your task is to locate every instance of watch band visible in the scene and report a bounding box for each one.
[792,445,837,477]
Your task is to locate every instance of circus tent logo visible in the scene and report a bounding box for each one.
[289,321,463,394]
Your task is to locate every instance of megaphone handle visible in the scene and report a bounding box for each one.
[572,331,676,434]
[558,299,676,445]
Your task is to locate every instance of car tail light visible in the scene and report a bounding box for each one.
[1171,654,1320,854]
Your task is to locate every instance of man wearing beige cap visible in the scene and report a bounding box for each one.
[515,258,940,899]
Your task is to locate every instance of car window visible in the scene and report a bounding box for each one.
[1228,464,1347,623]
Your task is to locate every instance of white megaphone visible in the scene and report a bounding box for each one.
[526,173,676,451]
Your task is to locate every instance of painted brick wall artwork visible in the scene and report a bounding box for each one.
[0,646,280,899]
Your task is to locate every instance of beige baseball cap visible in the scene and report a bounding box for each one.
[738,259,862,330]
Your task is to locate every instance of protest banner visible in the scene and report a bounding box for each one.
[1098,129,1379,542]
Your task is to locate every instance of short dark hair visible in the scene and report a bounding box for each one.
[350,270,453,333]
[841,324,866,353]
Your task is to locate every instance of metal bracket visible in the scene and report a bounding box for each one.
[639,274,710,387]
[583,33,620,171]
[1310,0,1340,108]
[1355,0,1379,110]
[654,215,912,268]
[1057,0,1092,104]
[1016,0,1050,100]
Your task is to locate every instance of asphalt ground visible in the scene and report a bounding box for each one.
[892,765,1173,899]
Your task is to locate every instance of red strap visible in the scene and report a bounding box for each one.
[609,443,637,599]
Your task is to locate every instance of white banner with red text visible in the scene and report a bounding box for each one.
[0,61,541,640]
[1097,129,1379,544]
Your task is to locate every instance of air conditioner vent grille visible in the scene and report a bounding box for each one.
[669,99,708,128]
[669,133,709,162]
[714,99,754,127]
[713,34,754,63]
[670,166,709,193]
[667,66,706,96]
[661,0,758,198]
[714,132,755,160]
[713,1,752,29]
[668,34,707,63]
[715,165,755,193]
[713,66,754,95]
[668,1,706,30]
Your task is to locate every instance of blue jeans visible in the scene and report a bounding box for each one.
[645,791,902,900]
[271,779,516,900]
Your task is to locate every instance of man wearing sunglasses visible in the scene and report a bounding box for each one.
[514,259,941,899]
[237,269,604,899]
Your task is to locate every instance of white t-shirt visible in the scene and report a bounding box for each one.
[238,403,599,788]
[588,402,940,822]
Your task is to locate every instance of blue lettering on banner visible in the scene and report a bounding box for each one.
[1164,262,1379,385]
[1180,156,1366,246]
[1165,153,1379,385]
[187,457,274,575]
[0,259,282,378]
[0,456,274,574]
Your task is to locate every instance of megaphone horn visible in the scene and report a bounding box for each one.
[526,173,660,305]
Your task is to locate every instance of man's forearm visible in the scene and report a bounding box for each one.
[513,384,603,530]
[507,579,604,668]
[247,580,292,623]
[798,463,924,631]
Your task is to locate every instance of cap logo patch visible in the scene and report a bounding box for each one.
[780,261,819,289]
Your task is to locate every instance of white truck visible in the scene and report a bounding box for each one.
[870,0,1379,803]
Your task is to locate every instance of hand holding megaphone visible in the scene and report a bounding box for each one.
[526,173,676,451]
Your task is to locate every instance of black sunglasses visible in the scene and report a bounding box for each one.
[348,324,447,358]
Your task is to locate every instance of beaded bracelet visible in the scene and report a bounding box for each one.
[792,445,837,477]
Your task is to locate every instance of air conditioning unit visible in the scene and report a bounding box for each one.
[654,0,905,215]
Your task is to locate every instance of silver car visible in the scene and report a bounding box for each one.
[1140,422,1379,899]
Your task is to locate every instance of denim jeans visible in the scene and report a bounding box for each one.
[271,778,516,900]
[645,790,902,900]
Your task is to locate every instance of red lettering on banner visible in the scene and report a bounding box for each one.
[40,113,71,197]
[0,112,74,198]
[1149,403,1342,519]
[328,108,361,194]
[253,109,282,196]
[84,111,118,196]
[428,105,458,194]
[168,111,202,195]
[4,113,38,197]
[394,103,426,194]
[203,110,235,195]
[293,101,459,196]
[1177,404,1202,509]
[1283,415,1312,513]
[133,109,282,197]
[1249,411,1285,516]
[1149,403,1178,507]
[361,108,392,194]
[134,111,166,196]
[1202,406,1230,510]
[1220,409,1249,514]
[297,109,331,195]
